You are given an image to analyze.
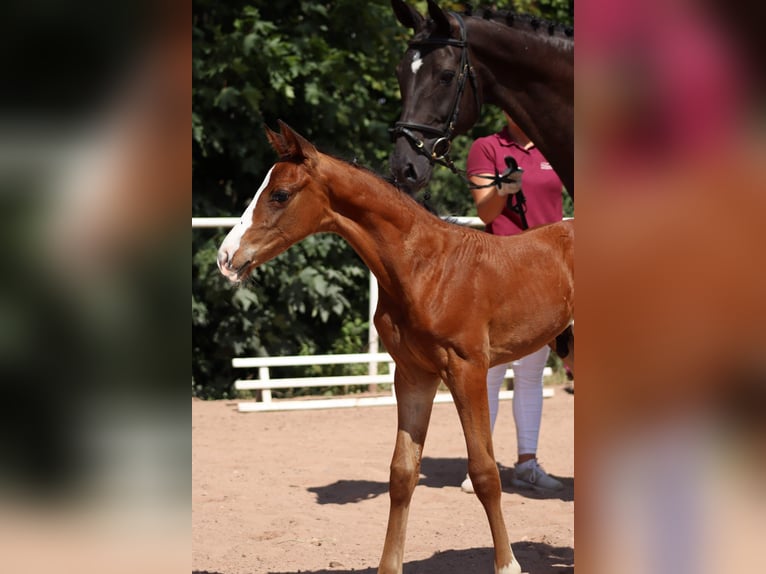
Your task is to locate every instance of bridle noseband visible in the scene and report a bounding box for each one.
[389,12,480,174]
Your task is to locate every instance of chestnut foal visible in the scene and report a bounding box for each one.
[217,121,574,574]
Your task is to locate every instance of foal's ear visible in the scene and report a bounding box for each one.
[276,120,318,164]
[265,124,290,158]
[391,0,424,31]
[426,0,451,36]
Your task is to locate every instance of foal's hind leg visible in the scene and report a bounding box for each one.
[448,360,521,574]
[377,368,439,574]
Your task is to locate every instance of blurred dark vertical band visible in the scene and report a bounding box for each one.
[0,1,190,573]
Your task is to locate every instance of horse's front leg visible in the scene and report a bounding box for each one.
[377,366,439,574]
[447,358,521,574]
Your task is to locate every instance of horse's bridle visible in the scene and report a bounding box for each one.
[390,13,528,226]
[389,12,480,174]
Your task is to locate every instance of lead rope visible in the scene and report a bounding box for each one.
[417,155,528,225]
[508,190,529,230]
[466,156,529,230]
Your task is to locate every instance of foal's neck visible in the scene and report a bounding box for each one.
[318,156,445,295]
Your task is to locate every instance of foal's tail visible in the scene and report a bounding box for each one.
[555,324,573,359]
[551,323,575,377]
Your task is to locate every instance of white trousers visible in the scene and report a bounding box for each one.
[486,345,550,456]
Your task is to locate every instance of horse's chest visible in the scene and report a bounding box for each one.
[374,303,465,371]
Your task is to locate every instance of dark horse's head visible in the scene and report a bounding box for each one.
[389,0,481,195]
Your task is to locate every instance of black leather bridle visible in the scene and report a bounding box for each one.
[389,12,480,174]
[390,13,528,228]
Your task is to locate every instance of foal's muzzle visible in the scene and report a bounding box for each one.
[217,247,251,283]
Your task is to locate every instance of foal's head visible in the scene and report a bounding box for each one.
[389,0,481,194]
[217,122,328,283]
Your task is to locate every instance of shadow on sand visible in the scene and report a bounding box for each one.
[308,456,573,505]
[226,541,574,573]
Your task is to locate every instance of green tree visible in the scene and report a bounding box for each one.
[193,0,407,397]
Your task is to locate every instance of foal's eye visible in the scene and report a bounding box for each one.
[439,70,456,85]
[269,190,290,203]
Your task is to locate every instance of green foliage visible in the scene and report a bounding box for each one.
[562,188,574,218]
[509,0,573,24]
[192,0,573,398]
[192,0,406,397]
[192,231,370,398]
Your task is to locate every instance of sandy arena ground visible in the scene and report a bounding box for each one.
[193,385,573,574]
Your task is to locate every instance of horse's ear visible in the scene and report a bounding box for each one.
[426,0,451,36]
[391,0,424,31]
[265,124,290,158]
[277,120,318,164]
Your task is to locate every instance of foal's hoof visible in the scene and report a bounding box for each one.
[496,557,523,574]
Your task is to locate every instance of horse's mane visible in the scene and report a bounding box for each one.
[412,7,573,53]
[463,6,574,40]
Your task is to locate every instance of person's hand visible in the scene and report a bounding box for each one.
[496,170,522,196]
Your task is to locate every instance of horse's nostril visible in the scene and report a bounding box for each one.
[404,164,417,182]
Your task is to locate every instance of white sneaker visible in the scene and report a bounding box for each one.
[511,459,563,491]
[460,474,474,493]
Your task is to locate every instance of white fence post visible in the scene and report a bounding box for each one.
[258,366,272,403]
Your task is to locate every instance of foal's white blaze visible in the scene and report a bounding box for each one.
[217,165,274,279]
[410,50,423,74]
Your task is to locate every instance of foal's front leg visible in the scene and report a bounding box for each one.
[377,368,439,574]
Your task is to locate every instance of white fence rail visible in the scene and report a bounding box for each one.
[192,217,239,228]
[233,352,553,413]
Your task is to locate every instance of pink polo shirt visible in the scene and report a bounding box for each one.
[467,126,563,236]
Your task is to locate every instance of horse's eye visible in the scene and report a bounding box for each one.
[439,70,456,85]
[270,190,290,203]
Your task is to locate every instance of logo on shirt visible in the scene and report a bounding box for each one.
[540,162,552,170]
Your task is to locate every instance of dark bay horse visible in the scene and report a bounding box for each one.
[217,121,574,574]
[389,0,574,197]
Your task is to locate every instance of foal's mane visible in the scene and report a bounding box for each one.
[295,150,444,220]
[344,157,469,224]
[350,156,446,218]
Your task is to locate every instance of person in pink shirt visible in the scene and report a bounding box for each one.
[460,112,565,493]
